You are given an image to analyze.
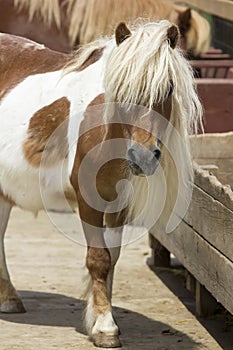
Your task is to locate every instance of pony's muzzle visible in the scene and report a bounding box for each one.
[127,143,161,176]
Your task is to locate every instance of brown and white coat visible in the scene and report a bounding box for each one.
[0,21,202,348]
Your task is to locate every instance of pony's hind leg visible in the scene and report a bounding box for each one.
[0,197,25,313]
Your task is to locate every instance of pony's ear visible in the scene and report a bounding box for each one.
[115,23,131,45]
[167,25,179,49]
[178,8,192,35]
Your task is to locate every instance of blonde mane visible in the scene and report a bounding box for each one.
[102,21,203,231]
[14,0,210,55]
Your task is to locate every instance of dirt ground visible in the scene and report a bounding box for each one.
[0,208,232,350]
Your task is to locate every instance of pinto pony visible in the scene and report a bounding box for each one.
[0,0,210,56]
[0,21,202,348]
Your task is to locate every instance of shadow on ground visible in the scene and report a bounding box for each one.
[147,258,233,350]
[0,290,203,350]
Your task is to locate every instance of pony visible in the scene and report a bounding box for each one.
[0,21,202,348]
[0,0,210,56]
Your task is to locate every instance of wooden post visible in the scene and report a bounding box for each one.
[186,271,196,295]
[149,233,170,267]
[196,281,218,317]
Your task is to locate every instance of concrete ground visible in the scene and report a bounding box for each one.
[0,208,232,350]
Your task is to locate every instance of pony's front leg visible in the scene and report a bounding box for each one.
[78,199,121,348]
[86,246,121,348]
[0,198,25,313]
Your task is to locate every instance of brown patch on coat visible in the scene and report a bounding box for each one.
[0,33,72,101]
[23,97,70,167]
[70,93,128,204]
[86,247,111,315]
[70,94,105,194]
[0,34,103,101]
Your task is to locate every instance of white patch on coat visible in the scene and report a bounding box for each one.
[0,48,109,212]
[85,292,118,336]
[85,293,96,335]
[92,311,118,335]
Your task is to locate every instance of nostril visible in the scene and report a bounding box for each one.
[153,148,161,161]
[127,148,136,163]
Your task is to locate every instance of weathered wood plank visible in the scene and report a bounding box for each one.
[205,48,223,54]
[150,221,233,314]
[191,132,233,187]
[191,60,233,69]
[190,132,233,159]
[185,184,233,261]
[197,54,231,60]
[192,60,233,78]
[193,164,233,211]
[194,158,233,187]
[184,0,233,21]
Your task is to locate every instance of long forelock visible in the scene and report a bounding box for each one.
[104,21,203,135]
[104,22,172,107]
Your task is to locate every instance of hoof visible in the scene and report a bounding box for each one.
[0,299,26,313]
[92,333,122,348]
